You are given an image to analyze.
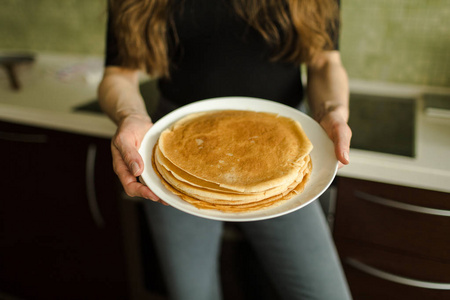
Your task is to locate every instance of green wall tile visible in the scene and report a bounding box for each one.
[0,0,107,55]
[341,0,450,87]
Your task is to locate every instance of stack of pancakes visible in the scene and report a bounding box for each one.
[152,110,313,212]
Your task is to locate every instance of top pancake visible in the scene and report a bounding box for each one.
[158,110,313,193]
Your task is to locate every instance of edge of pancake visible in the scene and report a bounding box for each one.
[167,162,312,213]
[152,146,313,213]
[156,148,310,203]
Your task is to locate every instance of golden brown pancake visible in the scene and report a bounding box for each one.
[152,109,313,213]
[158,110,312,193]
[152,152,312,212]
[155,147,310,203]
[155,144,310,193]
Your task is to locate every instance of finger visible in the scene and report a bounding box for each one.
[124,180,160,201]
[332,123,352,166]
[112,145,160,201]
[113,133,145,176]
[138,176,169,206]
[320,119,351,166]
[158,199,170,206]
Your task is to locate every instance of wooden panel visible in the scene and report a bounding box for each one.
[336,239,450,300]
[334,177,450,262]
[343,264,450,300]
[336,239,450,283]
[0,121,129,300]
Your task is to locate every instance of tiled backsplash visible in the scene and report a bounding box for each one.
[1,0,449,87]
[0,0,106,55]
[340,0,450,87]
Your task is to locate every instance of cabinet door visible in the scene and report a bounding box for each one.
[333,177,450,300]
[338,240,450,300]
[334,177,450,261]
[0,122,128,300]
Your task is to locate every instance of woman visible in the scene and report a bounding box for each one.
[98,0,352,299]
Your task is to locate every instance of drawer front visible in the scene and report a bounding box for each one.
[336,240,450,300]
[344,264,450,300]
[336,239,450,283]
[334,177,450,261]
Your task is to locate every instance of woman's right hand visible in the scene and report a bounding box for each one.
[112,113,167,205]
[98,66,167,205]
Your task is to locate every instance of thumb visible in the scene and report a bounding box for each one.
[113,134,145,176]
[320,117,352,166]
[331,122,351,166]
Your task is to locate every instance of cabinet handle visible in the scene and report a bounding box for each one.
[345,258,450,290]
[0,131,48,143]
[354,190,450,217]
[86,143,105,228]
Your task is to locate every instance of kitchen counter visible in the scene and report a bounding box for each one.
[340,80,450,194]
[1,53,450,193]
[0,53,117,138]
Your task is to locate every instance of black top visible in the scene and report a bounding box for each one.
[105,0,339,108]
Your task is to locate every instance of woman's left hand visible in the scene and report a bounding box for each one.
[306,51,352,168]
[318,107,352,168]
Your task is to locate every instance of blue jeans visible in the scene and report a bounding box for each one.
[143,200,352,300]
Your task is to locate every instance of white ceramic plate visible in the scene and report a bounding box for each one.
[139,97,338,222]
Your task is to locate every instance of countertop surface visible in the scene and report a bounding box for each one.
[0,53,117,138]
[1,53,450,193]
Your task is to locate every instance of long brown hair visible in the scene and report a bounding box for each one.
[110,0,339,78]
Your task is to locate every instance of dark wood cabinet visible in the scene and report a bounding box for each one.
[0,121,130,300]
[333,177,450,300]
